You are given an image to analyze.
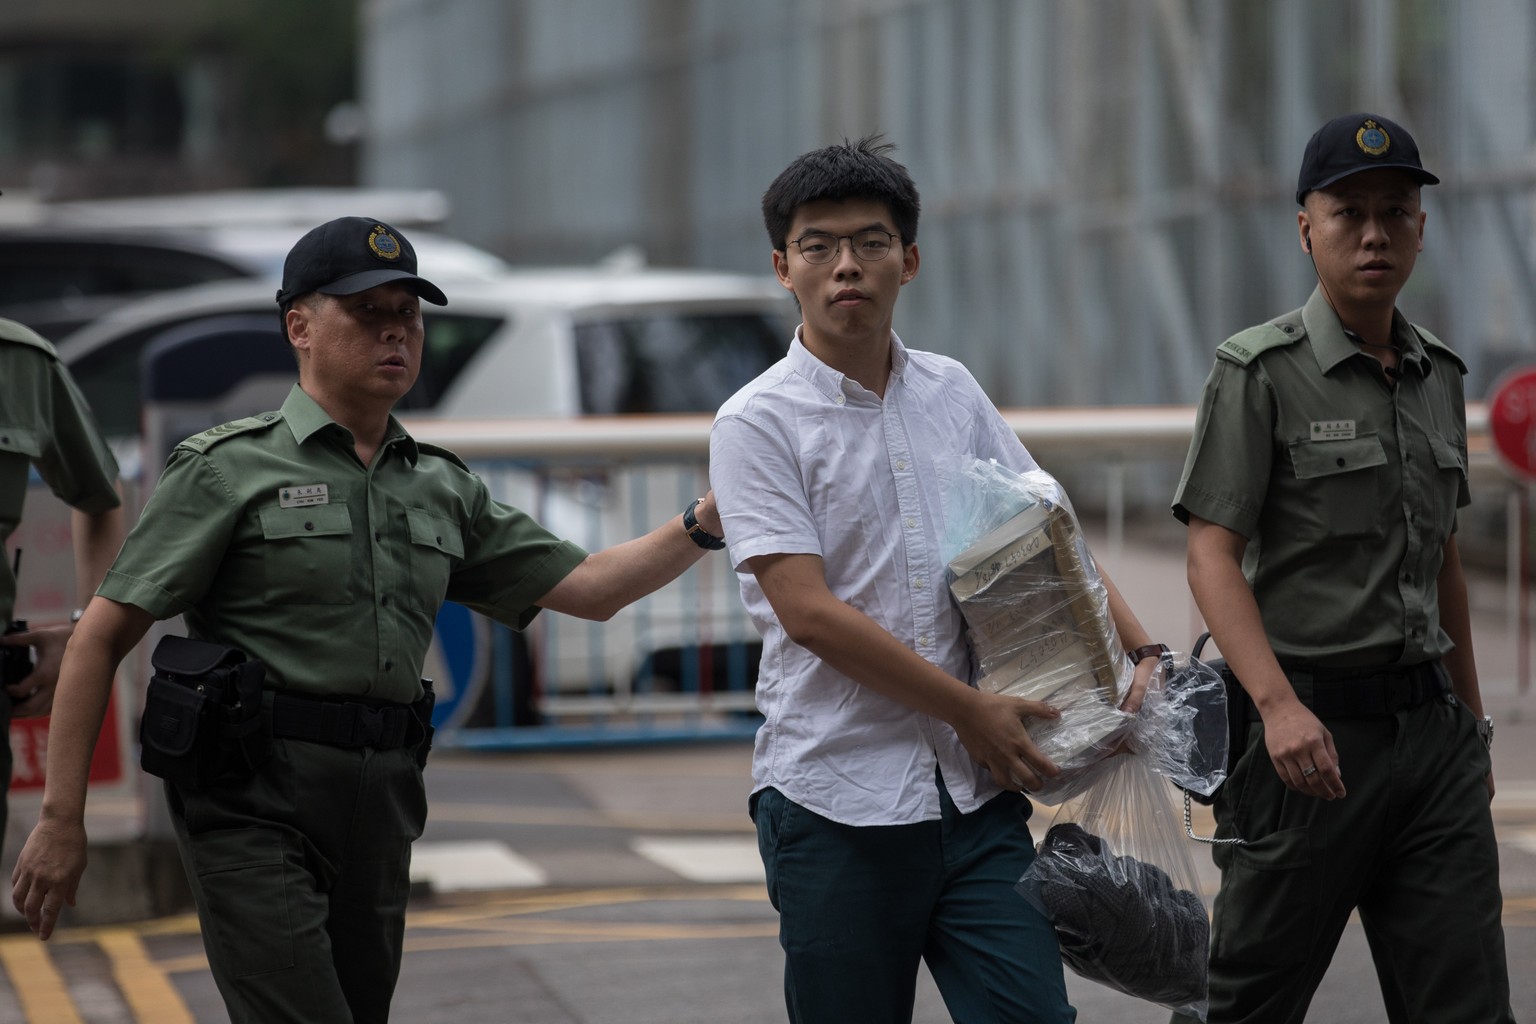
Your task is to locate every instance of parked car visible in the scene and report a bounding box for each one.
[0,188,508,339]
[50,265,793,729]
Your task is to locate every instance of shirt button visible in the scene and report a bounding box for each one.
[374,531,382,542]
[914,578,926,590]
[1335,458,1345,468]
[905,517,917,529]
[304,521,315,531]
[384,659,393,671]
[919,633,932,646]
[835,394,846,406]
[381,595,390,607]
[895,460,907,471]
[436,535,443,545]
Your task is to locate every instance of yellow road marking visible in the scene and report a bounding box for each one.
[405,919,778,951]
[96,929,195,1023]
[0,935,83,1024]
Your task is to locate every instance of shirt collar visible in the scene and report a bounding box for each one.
[1301,287,1431,379]
[279,384,420,465]
[786,327,908,402]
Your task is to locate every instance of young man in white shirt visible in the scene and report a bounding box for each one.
[710,136,1161,1024]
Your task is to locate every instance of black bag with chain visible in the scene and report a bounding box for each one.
[1165,632,1250,805]
[139,635,269,790]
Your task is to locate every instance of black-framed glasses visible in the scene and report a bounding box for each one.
[789,229,899,264]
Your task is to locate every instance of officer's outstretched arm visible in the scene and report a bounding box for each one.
[537,491,723,622]
[11,597,154,940]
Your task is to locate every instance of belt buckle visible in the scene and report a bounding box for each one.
[351,705,386,747]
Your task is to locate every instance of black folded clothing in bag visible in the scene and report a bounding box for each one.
[1030,822,1209,1008]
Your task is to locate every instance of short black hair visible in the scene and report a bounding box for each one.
[761,135,920,252]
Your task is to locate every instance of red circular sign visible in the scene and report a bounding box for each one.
[1489,366,1536,480]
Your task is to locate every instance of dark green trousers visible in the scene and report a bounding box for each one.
[168,736,427,1024]
[1175,694,1512,1024]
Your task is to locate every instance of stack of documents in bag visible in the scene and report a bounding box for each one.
[948,498,1127,765]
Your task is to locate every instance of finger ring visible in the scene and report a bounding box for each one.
[1301,765,1318,778]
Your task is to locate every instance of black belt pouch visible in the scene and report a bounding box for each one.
[139,635,270,790]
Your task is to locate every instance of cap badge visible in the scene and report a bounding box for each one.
[368,226,403,261]
[1355,119,1390,157]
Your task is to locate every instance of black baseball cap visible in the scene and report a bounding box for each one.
[1295,113,1439,206]
[276,216,448,306]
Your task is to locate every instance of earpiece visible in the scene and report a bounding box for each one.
[1303,232,1312,253]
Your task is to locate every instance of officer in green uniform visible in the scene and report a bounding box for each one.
[0,316,123,837]
[1170,114,1512,1023]
[10,217,728,1024]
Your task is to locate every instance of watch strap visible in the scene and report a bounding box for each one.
[1129,643,1170,664]
[683,498,726,551]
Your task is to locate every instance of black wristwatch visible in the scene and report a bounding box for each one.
[1476,715,1494,751]
[683,498,726,550]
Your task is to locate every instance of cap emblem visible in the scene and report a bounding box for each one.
[1355,119,1390,157]
[368,226,403,260]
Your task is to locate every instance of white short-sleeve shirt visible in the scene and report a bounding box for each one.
[710,331,1037,825]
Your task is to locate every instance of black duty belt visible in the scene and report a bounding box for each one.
[269,690,426,750]
[1277,660,1452,719]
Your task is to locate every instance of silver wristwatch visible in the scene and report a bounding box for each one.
[1476,715,1493,751]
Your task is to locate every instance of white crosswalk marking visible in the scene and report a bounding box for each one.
[410,840,548,891]
[1511,828,1536,857]
[631,837,765,883]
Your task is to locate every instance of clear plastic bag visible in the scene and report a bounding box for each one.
[1134,652,1230,800]
[1016,751,1211,1020]
[942,459,1134,802]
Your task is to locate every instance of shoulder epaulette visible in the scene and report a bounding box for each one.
[0,318,58,359]
[176,412,282,454]
[1411,325,1468,375]
[1216,318,1305,366]
[416,440,471,473]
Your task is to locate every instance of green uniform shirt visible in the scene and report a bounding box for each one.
[1172,288,1470,670]
[0,318,121,622]
[100,385,587,703]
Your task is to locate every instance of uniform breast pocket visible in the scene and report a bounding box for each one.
[405,508,464,609]
[0,426,42,525]
[1426,434,1467,541]
[1287,435,1388,541]
[257,504,356,605]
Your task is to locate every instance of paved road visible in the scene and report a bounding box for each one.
[0,526,1532,1022]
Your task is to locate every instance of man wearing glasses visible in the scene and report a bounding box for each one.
[710,137,1159,1023]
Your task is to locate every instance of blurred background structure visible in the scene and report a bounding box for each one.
[357,0,1536,406]
[1,1,1533,408]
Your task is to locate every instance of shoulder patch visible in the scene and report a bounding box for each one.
[416,441,471,473]
[176,412,282,454]
[1216,319,1305,366]
[1411,326,1468,375]
[0,318,58,359]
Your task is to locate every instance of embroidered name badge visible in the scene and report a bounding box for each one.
[279,484,330,508]
[1310,420,1356,441]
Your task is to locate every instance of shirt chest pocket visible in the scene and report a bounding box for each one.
[0,426,41,526]
[1287,435,1388,541]
[406,508,464,609]
[258,504,356,605]
[1426,433,1467,540]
